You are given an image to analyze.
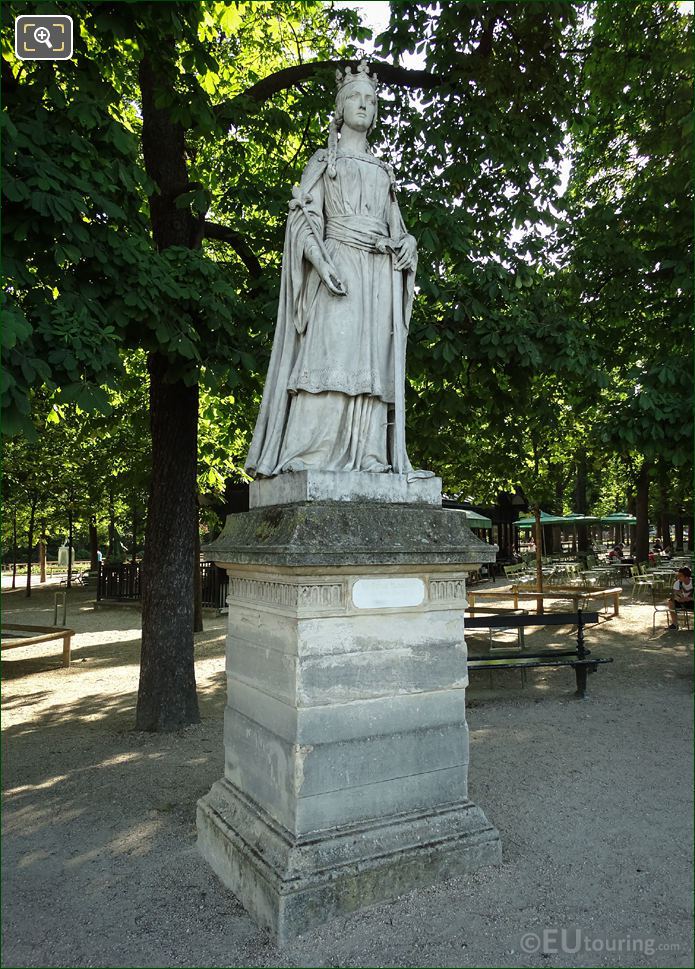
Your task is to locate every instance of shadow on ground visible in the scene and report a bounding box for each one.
[2,586,693,968]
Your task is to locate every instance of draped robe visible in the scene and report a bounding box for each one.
[245,149,416,478]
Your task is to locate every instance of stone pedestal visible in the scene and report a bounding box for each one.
[249,469,442,509]
[197,487,500,941]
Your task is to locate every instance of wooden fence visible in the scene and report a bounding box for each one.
[97,561,228,609]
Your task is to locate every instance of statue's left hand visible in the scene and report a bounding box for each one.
[393,234,417,272]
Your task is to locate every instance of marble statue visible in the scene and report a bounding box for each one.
[199,63,499,939]
[245,61,419,478]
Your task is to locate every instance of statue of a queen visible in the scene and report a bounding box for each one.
[245,61,419,478]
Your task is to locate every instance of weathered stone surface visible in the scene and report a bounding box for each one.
[228,630,468,706]
[249,471,442,509]
[197,512,501,941]
[225,714,471,798]
[223,741,472,836]
[229,679,468,746]
[205,502,497,567]
[290,765,472,834]
[197,778,501,942]
[295,634,468,704]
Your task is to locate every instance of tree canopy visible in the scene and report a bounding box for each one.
[2,0,692,726]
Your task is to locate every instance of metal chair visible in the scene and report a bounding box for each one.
[652,589,693,633]
[652,590,672,634]
[675,605,693,630]
[631,570,654,602]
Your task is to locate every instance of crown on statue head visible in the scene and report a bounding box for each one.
[336,59,378,94]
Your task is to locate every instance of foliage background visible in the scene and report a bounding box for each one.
[2,0,692,548]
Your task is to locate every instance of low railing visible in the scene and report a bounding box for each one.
[97,561,228,609]
[201,561,229,609]
[97,562,141,601]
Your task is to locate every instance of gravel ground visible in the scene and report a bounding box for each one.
[2,581,693,968]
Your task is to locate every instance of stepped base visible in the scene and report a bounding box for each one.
[197,779,501,942]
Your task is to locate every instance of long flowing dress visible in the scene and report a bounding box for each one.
[245,148,416,477]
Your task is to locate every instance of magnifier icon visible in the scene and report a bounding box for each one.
[34,26,53,49]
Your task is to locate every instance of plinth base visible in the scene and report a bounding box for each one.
[198,501,500,941]
[249,470,442,509]
[197,778,501,942]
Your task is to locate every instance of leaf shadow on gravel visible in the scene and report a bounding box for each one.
[2,594,692,968]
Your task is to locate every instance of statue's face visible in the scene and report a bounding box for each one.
[341,79,377,133]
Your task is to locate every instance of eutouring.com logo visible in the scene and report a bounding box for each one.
[520,928,680,958]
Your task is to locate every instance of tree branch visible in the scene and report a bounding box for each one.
[203,221,262,278]
[2,58,19,95]
[214,59,447,123]
[477,13,502,59]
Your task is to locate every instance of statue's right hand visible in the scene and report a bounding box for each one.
[316,258,347,297]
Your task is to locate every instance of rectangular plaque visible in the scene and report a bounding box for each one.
[352,577,426,610]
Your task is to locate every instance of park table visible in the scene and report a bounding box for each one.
[631,569,675,599]
[580,566,623,587]
[645,569,677,590]
[595,562,636,578]
[511,587,622,618]
[466,585,622,619]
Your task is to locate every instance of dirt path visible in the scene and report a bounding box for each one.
[2,584,693,968]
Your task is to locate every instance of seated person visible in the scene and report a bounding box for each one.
[667,567,693,629]
[622,544,636,564]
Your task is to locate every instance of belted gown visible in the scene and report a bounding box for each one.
[245,149,416,477]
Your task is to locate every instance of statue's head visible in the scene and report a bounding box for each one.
[334,60,379,135]
[326,60,379,178]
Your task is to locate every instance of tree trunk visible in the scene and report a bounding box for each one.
[39,517,47,583]
[89,517,99,571]
[534,506,543,593]
[674,517,684,551]
[25,494,37,597]
[67,507,74,589]
[137,354,201,730]
[193,523,203,633]
[627,493,637,553]
[11,509,17,590]
[555,526,563,554]
[573,452,590,554]
[657,469,669,545]
[132,503,138,564]
[635,462,650,563]
[135,46,202,731]
[108,490,116,558]
[573,452,587,513]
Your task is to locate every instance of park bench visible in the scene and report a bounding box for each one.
[59,569,88,587]
[1,623,75,667]
[466,610,612,698]
[464,606,529,649]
